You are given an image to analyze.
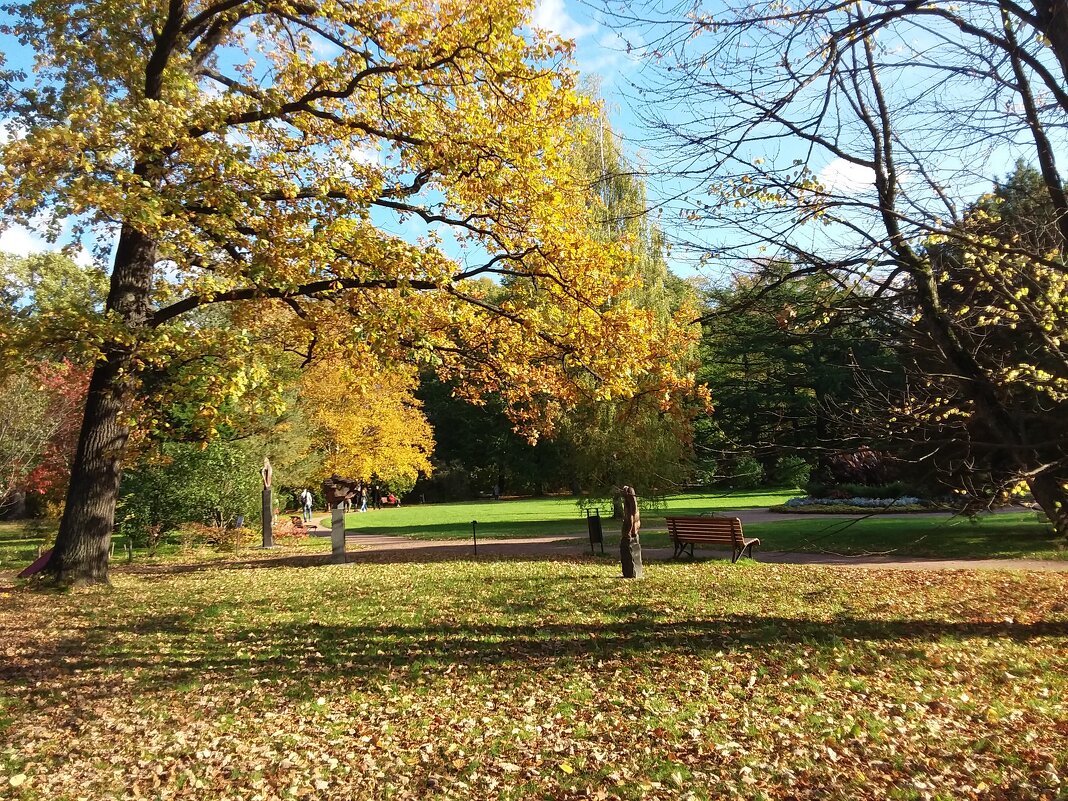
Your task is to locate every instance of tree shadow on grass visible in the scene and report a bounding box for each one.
[6,609,1067,705]
[113,540,603,576]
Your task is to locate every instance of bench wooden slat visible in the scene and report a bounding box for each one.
[664,516,759,563]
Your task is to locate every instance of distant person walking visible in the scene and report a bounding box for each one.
[372,485,382,510]
[300,488,313,523]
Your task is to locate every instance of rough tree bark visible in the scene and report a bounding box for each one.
[45,224,157,584]
[1028,471,1068,539]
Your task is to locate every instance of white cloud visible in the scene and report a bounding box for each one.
[532,0,597,40]
[0,121,26,146]
[817,158,876,195]
[72,246,96,268]
[0,224,48,257]
[311,37,343,60]
[350,141,380,167]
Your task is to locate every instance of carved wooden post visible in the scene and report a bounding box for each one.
[260,457,274,548]
[620,485,643,579]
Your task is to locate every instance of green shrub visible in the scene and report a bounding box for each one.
[118,440,262,547]
[835,481,908,499]
[804,467,833,498]
[769,456,811,487]
[728,453,765,489]
[176,521,252,552]
[214,525,253,552]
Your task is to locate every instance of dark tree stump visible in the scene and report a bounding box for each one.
[620,485,643,579]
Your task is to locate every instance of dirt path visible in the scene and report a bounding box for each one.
[300,506,1068,571]
[327,532,1068,571]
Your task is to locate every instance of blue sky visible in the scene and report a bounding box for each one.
[2,0,1056,280]
[0,0,850,274]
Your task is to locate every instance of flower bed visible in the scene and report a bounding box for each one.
[770,495,931,514]
[785,495,923,508]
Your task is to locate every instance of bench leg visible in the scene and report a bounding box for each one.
[686,542,695,560]
[732,548,740,564]
[732,543,755,563]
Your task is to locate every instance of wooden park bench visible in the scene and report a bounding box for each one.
[664,516,760,563]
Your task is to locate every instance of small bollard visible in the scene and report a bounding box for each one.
[472,520,478,555]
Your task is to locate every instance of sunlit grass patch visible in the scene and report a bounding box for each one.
[338,489,799,540]
[1,557,1066,799]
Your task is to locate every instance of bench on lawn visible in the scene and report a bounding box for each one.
[664,516,760,563]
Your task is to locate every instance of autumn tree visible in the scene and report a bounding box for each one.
[548,107,705,507]
[869,165,1068,510]
[0,251,107,370]
[298,360,433,492]
[602,0,1068,534]
[0,0,682,583]
[0,367,51,512]
[0,253,95,512]
[416,104,705,508]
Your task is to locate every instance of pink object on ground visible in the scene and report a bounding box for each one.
[17,548,53,579]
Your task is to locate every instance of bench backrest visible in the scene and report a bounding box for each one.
[665,516,743,546]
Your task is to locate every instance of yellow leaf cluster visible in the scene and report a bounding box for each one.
[298,359,433,485]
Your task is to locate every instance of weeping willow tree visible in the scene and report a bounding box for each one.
[554,106,706,514]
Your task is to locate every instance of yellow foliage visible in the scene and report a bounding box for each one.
[298,360,433,486]
[0,0,697,441]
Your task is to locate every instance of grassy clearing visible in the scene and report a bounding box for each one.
[2,490,1062,576]
[1,553,1066,799]
[338,490,799,540]
[0,522,54,573]
[335,493,1064,561]
[0,520,327,573]
[648,513,1066,562]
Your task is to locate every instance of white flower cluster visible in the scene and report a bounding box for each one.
[784,496,922,508]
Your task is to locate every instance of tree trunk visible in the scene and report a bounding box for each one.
[1031,0,1068,101]
[46,354,133,583]
[46,224,157,584]
[1028,471,1068,539]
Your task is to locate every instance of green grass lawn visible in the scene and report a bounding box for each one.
[2,554,1066,799]
[0,521,53,573]
[657,513,1067,561]
[332,492,1064,561]
[0,520,326,573]
[335,489,800,540]
[2,489,1062,575]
